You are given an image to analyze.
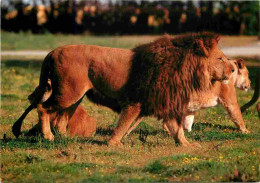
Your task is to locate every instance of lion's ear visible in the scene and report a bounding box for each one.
[194,39,209,57]
[214,35,220,43]
[163,33,171,38]
[236,58,245,69]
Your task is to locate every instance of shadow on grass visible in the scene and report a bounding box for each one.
[0,134,107,150]
[1,60,42,68]
[96,126,166,137]
[193,122,237,131]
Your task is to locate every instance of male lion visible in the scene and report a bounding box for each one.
[75,58,251,137]
[12,32,234,147]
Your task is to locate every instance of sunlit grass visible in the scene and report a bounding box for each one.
[1,56,259,181]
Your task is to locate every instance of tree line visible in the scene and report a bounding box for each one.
[1,0,259,35]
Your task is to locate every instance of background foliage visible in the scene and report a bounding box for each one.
[1,0,259,35]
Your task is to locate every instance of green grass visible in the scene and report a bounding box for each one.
[1,33,260,182]
[1,58,259,182]
[1,31,159,51]
[2,31,259,51]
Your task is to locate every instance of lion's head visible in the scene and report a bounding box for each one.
[233,58,251,91]
[123,32,234,121]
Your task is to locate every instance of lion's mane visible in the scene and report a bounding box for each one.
[122,32,219,121]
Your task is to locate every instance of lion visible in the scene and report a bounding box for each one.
[79,58,251,136]
[12,32,235,147]
[13,80,97,138]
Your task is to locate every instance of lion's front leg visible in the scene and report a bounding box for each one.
[164,118,191,146]
[163,112,195,135]
[37,104,54,141]
[108,103,141,146]
[125,117,143,137]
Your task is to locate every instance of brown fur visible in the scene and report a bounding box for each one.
[124,33,222,120]
[85,59,251,136]
[176,58,251,133]
[12,32,234,147]
[15,80,96,138]
[67,105,96,138]
[27,105,96,138]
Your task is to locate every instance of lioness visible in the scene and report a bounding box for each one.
[15,80,96,138]
[26,105,97,138]
[182,58,251,132]
[13,32,234,147]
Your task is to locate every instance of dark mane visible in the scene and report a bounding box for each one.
[121,32,219,121]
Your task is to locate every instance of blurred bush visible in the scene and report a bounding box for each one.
[1,0,259,35]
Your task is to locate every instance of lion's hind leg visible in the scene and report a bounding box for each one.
[108,103,141,146]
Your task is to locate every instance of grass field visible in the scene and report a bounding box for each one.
[1,32,260,182]
[2,31,259,51]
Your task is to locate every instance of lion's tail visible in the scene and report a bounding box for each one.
[12,53,53,138]
[35,52,54,104]
[12,103,36,138]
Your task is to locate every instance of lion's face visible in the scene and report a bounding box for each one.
[234,59,251,91]
[207,44,235,82]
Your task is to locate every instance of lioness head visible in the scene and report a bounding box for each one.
[205,39,235,82]
[234,58,251,91]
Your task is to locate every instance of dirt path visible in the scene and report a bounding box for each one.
[1,44,259,58]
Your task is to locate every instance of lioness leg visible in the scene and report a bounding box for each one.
[56,111,69,136]
[223,102,249,133]
[164,118,191,146]
[37,104,54,141]
[183,113,195,132]
[108,103,141,146]
[219,87,249,133]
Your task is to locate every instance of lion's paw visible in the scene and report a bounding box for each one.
[190,142,202,148]
[44,133,54,141]
[240,128,250,134]
[107,139,123,147]
[178,141,201,148]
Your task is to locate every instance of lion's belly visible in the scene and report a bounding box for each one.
[188,96,219,112]
[88,56,132,98]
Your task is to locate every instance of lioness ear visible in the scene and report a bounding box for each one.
[236,58,245,69]
[195,39,209,56]
[46,79,52,91]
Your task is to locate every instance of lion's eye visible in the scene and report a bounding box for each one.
[218,57,224,62]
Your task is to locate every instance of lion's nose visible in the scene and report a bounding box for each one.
[221,74,228,80]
